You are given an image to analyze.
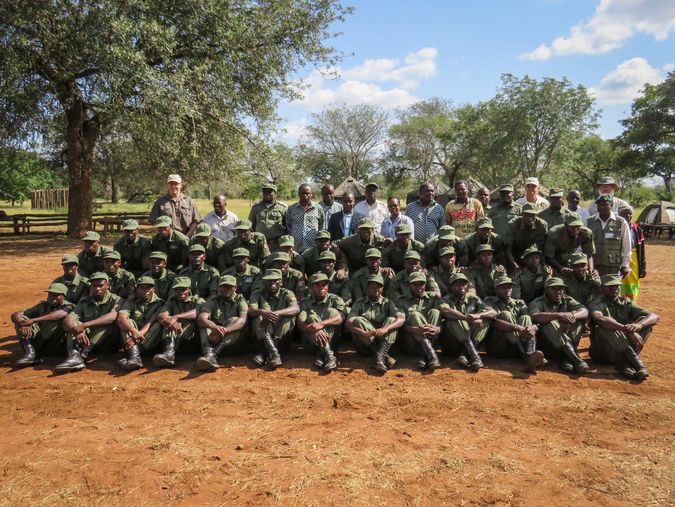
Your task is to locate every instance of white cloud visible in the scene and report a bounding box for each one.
[521,0,675,60]
[289,47,438,112]
[589,57,670,104]
[275,117,310,145]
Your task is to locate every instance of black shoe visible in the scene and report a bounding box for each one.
[196,343,219,371]
[123,345,143,371]
[457,355,470,368]
[321,345,338,372]
[153,338,176,367]
[263,334,282,370]
[624,347,649,381]
[373,340,392,373]
[252,353,266,367]
[464,339,483,371]
[562,342,588,374]
[16,338,39,367]
[55,340,85,372]
[420,338,441,370]
[313,349,324,369]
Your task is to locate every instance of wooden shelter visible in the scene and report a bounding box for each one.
[334,176,367,201]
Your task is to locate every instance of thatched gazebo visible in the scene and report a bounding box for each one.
[334,176,367,202]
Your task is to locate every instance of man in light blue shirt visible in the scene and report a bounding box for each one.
[381,196,415,240]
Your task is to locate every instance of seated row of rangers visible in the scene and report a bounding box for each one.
[12,255,658,381]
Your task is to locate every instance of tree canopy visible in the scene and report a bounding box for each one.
[0,0,350,235]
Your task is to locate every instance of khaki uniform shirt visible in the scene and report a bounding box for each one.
[151,230,190,272]
[439,293,487,315]
[249,287,297,312]
[113,235,152,275]
[119,293,164,327]
[512,266,550,303]
[528,294,584,315]
[223,264,261,300]
[161,294,205,317]
[347,266,393,303]
[77,245,114,278]
[484,296,529,318]
[544,224,595,266]
[588,295,649,324]
[298,293,346,322]
[149,194,201,234]
[337,233,386,272]
[488,203,522,238]
[142,269,177,301]
[387,270,441,302]
[71,292,121,324]
[52,273,90,304]
[108,268,136,298]
[348,295,403,326]
[223,233,270,269]
[200,294,248,325]
[179,264,220,299]
[562,272,601,306]
[248,201,288,242]
[505,217,548,261]
[466,264,502,299]
[430,266,459,298]
[381,239,426,273]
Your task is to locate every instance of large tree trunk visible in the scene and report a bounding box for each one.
[662,174,671,193]
[65,98,99,237]
[111,175,119,204]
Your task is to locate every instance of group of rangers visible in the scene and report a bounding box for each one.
[10,174,659,381]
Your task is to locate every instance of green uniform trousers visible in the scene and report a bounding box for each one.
[399,309,441,356]
[68,324,120,354]
[251,315,296,353]
[536,319,584,359]
[484,312,533,358]
[199,316,246,355]
[121,321,163,353]
[351,316,398,356]
[16,322,67,356]
[162,321,199,353]
[301,309,342,354]
[439,319,490,357]
[589,320,652,364]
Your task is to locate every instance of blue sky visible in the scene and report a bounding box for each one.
[277,0,675,143]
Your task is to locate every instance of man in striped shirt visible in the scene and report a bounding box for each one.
[406,182,445,244]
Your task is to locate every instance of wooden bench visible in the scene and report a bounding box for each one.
[0,211,150,235]
[641,223,675,239]
[93,213,150,233]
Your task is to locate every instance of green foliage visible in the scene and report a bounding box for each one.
[0,148,57,204]
[624,185,658,209]
[299,103,389,183]
[0,0,351,234]
[615,72,674,192]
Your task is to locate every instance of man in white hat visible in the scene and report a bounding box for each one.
[149,174,201,236]
[515,177,549,210]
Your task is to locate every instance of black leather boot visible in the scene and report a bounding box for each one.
[523,337,547,369]
[624,347,649,381]
[55,338,86,372]
[196,342,219,371]
[321,345,338,372]
[16,337,38,367]
[420,338,441,370]
[124,344,143,371]
[373,340,393,373]
[153,337,176,367]
[562,342,589,374]
[263,333,282,369]
[463,338,483,371]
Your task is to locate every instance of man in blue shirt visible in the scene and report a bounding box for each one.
[405,182,445,243]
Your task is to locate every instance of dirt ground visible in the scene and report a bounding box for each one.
[0,237,673,506]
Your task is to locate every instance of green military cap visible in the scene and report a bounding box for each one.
[438,225,456,240]
[545,277,566,288]
[188,244,206,254]
[309,272,329,284]
[365,248,382,258]
[499,184,514,193]
[449,273,469,285]
[366,274,385,286]
[549,188,564,198]
[171,276,192,289]
[475,244,494,254]
[404,251,421,261]
[439,246,456,257]
[46,282,68,295]
[600,274,622,286]
[595,193,614,204]
[234,219,252,230]
[81,231,100,241]
[269,251,290,263]
[596,176,617,187]
[315,230,331,240]
[278,235,295,247]
[232,247,250,258]
[218,274,238,286]
[261,182,278,192]
[521,245,541,259]
[570,252,588,265]
[154,216,172,227]
[103,251,121,261]
[395,223,413,235]
[318,250,336,261]
[521,203,539,215]
[89,272,109,282]
[365,182,379,190]
[476,217,493,229]
[409,272,427,284]
[194,223,212,237]
[61,254,79,265]
[494,276,513,287]
[148,251,168,260]
[122,219,139,230]
[357,218,374,229]
[261,269,282,281]
[564,212,583,227]
[136,275,156,286]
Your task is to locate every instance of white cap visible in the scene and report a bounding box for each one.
[524,177,539,186]
[167,174,182,184]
